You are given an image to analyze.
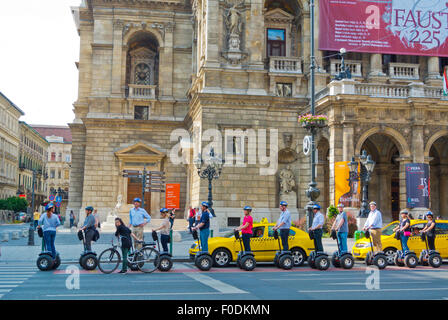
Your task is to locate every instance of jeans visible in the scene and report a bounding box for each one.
[121,247,129,271]
[313,229,324,252]
[400,234,410,252]
[199,228,210,252]
[161,234,170,253]
[188,217,194,233]
[43,230,57,258]
[242,233,251,252]
[34,220,38,230]
[84,229,95,252]
[337,232,348,253]
[69,219,74,228]
[279,229,290,251]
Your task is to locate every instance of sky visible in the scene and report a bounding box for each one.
[0,0,81,126]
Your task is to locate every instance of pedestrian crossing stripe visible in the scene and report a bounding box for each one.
[0,265,36,300]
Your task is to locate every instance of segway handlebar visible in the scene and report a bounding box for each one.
[192,229,199,240]
[273,229,279,240]
[234,230,240,240]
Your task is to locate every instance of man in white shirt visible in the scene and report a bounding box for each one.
[363,201,383,254]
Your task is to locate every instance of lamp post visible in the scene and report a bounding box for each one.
[27,169,36,246]
[334,48,351,80]
[194,148,224,213]
[348,150,376,217]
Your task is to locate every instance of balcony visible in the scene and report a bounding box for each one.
[388,63,420,80]
[330,59,362,78]
[268,56,302,74]
[128,84,156,99]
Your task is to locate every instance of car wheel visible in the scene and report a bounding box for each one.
[279,255,293,270]
[315,256,330,271]
[291,248,306,267]
[373,254,387,270]
[340,254,354,269]
[383,248,397,265]
[212,248,231,267]
[240,255,256,271]
[429,253,442,268]
[404,254,418,268]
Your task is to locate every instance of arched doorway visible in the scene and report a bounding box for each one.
[428,135,448,218]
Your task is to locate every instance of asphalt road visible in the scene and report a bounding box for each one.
[2,261,448,300]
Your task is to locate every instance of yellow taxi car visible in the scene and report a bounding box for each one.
[352,219,448,264]
[189,222,315,267]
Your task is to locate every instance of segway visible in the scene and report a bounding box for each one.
[306,230,330,270]
[36,228,60,271]
[393,231,418,268]
[192,229,213,271]
[419,232,442,268]
[152,230,173,272]
[364,230,387,269]
[78,229,98,270]
[234,230,256,271]
[272,230,294,270]
[330,230,354,269]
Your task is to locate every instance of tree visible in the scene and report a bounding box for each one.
[0,197,28,212]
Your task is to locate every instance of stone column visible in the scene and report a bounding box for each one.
[342,123,355,161]
[111,20,124,95]
[397,157,410,213]
[328,123,343,205]
[439,164,448,218]
[426,56,442,86]
[159,23,174,99]
[368,53,386,81]
[412,125,425,163]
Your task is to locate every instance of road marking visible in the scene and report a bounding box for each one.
[0,285,18,288]
[324,281,432,286]
[46,292,223,297]
[131,280,197,283]
[299,287,448,293]
[184,273,248,294]
[0,281,24,284]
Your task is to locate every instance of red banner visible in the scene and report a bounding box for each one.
[319,0,448,56]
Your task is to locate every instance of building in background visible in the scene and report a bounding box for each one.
[18,121,49,211]
[32,125,72,216]
[0,92,23,200]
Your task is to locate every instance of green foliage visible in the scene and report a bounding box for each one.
[326,205,339,219]
[0,197,28,212]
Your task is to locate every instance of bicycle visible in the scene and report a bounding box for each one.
[98,236,160,274]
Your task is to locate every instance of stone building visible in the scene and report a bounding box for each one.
[18,122,49,211]
[33,126,72,215]
[68,0,448,226]
[0,92,23,200]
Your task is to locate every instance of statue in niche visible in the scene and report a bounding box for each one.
[279,165,295,194]
[225,5,243,36]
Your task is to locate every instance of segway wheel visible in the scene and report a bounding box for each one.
[195,255,213,271]
[365,252,372,266]
[428,253,442,268]
[81,254,98,271]
[315,255,330,271]
[373,254,387,270]
[157,256,173,272]
[236,256,242,269]
[307,255,315,269]
[404,254,418,268]
[279,255,294,270]
[273,255,279,268]
[37,255,54,271]
[419,252,429,266]
[340,254,354,269]
[52,255,61,270]
[240,255,256,271]
[394,254,405,267]
[79,256,85,270]
[331,251,341,268]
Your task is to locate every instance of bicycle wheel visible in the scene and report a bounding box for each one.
[137,247,160,273]
[98,248,121,274]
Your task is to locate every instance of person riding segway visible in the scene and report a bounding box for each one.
[392,209,418,268]
[191,201,213,271]
[36,202,61,271]
[78,206,99,270]
[307,204,330,270]
[363,202,387,269]
[419,211,442,268]
[272,201,294,270]
[330,203,354,269]
[152,208,173,272]
[234,206,256,271]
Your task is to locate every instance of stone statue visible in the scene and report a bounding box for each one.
[111,194,122,217]
[279,165,295,194]
[226,5,243,36]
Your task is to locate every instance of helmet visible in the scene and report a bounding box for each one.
[45,202,54,211]
[312,204,321,210]
[400,209,409,215]
[337,203,344,208]
[369,201,377,206]
[85,206,94,212]
[280,201,288,206]
[243,206,252,211]
[160,208,169,213]
[426,211,434,217]
[133,198,142,203]
[201,201,209,207]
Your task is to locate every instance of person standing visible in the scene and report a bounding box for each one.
[168,208,176,229]
[363,201,383,254]
[420,211,436,251]
[273,201,291,251]
[69,210,75,228]
[188,206,195,233]
[37,203,60,258]
[114,217,141,274]
[235,206,253,252]
[193,201,211,252]
[79,206,96,252]
[309,204,325,252]
[129,198,151,250]
[33,210,40,230]
[393,209,411,252]
[153,208,171,253]
[194,206,202,227]
[93,209,101,229]
[331,203,348,253]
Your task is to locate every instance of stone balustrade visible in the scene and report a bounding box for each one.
[355,83,410,97]
[128,84,157,99]
[389,62,420,80]
[330,59,362,77]
[269,56,302,74]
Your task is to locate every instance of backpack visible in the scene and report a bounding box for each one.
[93,229,100,241]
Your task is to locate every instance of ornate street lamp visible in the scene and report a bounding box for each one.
[194,148,225,213]
[349,150,376,217]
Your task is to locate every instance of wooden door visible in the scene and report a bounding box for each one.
[127,177,151,213]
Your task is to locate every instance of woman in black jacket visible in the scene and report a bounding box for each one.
[114,217,141,273]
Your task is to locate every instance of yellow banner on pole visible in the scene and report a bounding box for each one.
[335,161,361,208]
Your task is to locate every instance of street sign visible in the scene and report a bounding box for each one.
[145,189,165,193]
[303,135,312,156]
[56,196,62,203]
[55,201,61,207]
[19,194,26,199]
[49,195,55,201]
